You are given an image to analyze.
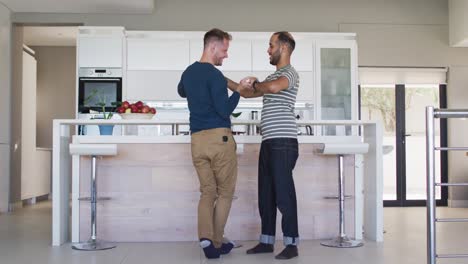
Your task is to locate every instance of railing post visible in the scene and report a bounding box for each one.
[426,106,436,264]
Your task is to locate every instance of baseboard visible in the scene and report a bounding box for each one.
[8,201,23,211]
[8,194,51,211]
[448,200,468,208]
[23,194,50,206]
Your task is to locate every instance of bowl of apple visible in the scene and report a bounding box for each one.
[117,101,156,119]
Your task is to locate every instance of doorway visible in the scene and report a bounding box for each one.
[360,83,448,206]
[10,23,80,209]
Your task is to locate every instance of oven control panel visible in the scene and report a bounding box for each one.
[78,68,122,78]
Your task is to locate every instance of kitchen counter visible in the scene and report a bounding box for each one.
[52,119,383,245]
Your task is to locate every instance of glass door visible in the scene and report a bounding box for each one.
[404,85,444,202]
[360,85,398,200]
[360,84,447,206]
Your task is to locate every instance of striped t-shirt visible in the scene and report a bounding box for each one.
[261,64,299,141]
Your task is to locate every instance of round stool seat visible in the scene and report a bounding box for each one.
[317,143,369,155]
[69,144,117,156]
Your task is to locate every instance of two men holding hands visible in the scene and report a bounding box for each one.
[179,29,299,260]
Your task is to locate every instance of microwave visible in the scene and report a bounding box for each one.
[78,68,122,113]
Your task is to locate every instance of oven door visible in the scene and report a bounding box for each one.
[78,78,122,113]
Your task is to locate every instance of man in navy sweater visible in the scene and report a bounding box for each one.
[177,28,240,259]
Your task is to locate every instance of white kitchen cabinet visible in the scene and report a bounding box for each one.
[78,36,123,68]
[252,40,275,71]
[126,70,184,101]
[297,71,314,101]
[291,40,314,71]
[315,39,358,135]
[127,38,189,70]
[189,38,251,71]
[189,39,203,65]
[222,40,252,71]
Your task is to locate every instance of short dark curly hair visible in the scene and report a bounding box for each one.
[273,31,295,53]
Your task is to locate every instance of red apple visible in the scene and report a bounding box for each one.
[135,101,144,109]
[141,106,150,113]
[150,108,156,114]
[122,101,130,109]
[130,105,138,113]
[117,106,125,113]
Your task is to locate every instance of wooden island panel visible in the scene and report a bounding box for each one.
[78,143,355,242]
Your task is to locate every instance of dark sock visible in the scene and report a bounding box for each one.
[275,245,298,260]
[246,243,274,254]
[220,241,234,255]
[200,238,220,259]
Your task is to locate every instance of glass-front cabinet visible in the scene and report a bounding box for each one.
[315,39,358,135]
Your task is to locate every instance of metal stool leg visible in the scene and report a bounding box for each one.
[72,156,116,251]
[321,155,363,248]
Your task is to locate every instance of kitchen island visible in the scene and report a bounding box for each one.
[52,119,382,246]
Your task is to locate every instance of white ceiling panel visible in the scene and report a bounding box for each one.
[0,0,154,14]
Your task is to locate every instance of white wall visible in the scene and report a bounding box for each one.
[10,26,23,205]
[0,3,11,212]
[32,46,76,148]
[449,0,468,46]
[9,0,468,205]
[445,66,468,206]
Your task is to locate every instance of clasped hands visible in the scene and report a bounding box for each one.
[236,76,258,97]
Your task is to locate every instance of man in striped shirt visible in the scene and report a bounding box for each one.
[234,31,300,260]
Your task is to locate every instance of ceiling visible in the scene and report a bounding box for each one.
[4,0,154,47]
[23,26,77,46]
[0,0,154,14]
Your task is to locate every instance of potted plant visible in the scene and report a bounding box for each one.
[96,101,121,135]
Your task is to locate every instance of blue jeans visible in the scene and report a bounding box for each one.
[258,138,299,246]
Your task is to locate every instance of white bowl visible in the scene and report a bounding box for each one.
[119,113,155,119]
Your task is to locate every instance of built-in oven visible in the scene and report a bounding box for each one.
[78,68,122,113]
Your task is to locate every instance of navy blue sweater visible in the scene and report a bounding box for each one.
[178,62,240,134]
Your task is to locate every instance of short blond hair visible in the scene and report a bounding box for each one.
[203,28,232,49]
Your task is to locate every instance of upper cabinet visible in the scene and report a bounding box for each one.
[189,37,252,71]
[252,40,274,71]
[127,37,190,70]
[291,40,314,71]
[77,27,124,68]
[222,39,252,71]
[315,39,358,134]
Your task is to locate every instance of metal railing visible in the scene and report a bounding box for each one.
[426,106,468,264]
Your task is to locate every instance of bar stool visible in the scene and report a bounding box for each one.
[317,143,369,248]
[69,143,118,251]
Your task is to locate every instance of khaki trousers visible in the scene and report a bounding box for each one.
[191,128,237,248]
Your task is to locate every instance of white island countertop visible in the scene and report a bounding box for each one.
[52,119,383,246]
